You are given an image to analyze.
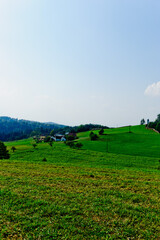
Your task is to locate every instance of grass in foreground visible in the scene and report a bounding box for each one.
[0,126,159,239]
[0,160,160,239]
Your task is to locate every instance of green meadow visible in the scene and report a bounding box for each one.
[78,125,160,158]
[0,125,160,239]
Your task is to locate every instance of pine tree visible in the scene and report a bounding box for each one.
[0,141,10,159]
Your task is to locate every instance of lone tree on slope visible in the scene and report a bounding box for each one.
[140,119,145,125]
[99,128,104,135]
[32,143,37,149]
[11,146,16,152]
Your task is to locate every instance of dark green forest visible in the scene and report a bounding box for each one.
[0,117,65,141]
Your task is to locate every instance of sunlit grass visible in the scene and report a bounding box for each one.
[0,125,159,239]
[78,125,160,158]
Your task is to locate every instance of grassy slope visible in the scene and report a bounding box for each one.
[0,125,159,239]
[78,125,160,158]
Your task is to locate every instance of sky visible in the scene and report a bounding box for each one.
[0,0,160,127]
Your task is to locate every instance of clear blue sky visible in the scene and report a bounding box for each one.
[0,0,160,126]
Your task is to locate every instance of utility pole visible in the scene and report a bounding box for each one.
[106,141,109,153]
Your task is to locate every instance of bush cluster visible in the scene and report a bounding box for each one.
[65,141,83,149]
[89,132,98,141]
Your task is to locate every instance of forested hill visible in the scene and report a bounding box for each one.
[0,116,108,141]
[0,117,65,141]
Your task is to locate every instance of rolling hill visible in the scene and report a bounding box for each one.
[77,125,160,158]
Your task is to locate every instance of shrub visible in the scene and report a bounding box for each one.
[66,135,75,141]
[99,129,104,135]
[90,132,98,141]
[11,146,16,152]
[75,142,83,149]
[32,144,37,149]
[148,122,156,129]
[48,141,53,147]
[44,136,51,142]
[66,141,75,148]
[156,122,160,133]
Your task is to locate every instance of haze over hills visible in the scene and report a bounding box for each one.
[0,116,65,126]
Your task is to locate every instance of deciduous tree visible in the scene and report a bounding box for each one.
[140,119,145,125]
[0,141,10,159]
[11,146,16,152]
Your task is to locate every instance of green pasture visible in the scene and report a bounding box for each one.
[0,125,159,239]
[78,125,160,158]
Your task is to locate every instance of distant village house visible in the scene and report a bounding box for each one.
[33,132,77,142]
[51,134,66,142]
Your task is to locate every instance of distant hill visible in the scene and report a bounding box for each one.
[0,116,66,141]
[0,116,108,141]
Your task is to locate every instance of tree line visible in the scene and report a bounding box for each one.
[146,114,160,132]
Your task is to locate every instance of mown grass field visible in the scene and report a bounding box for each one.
[0,125,160,239]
